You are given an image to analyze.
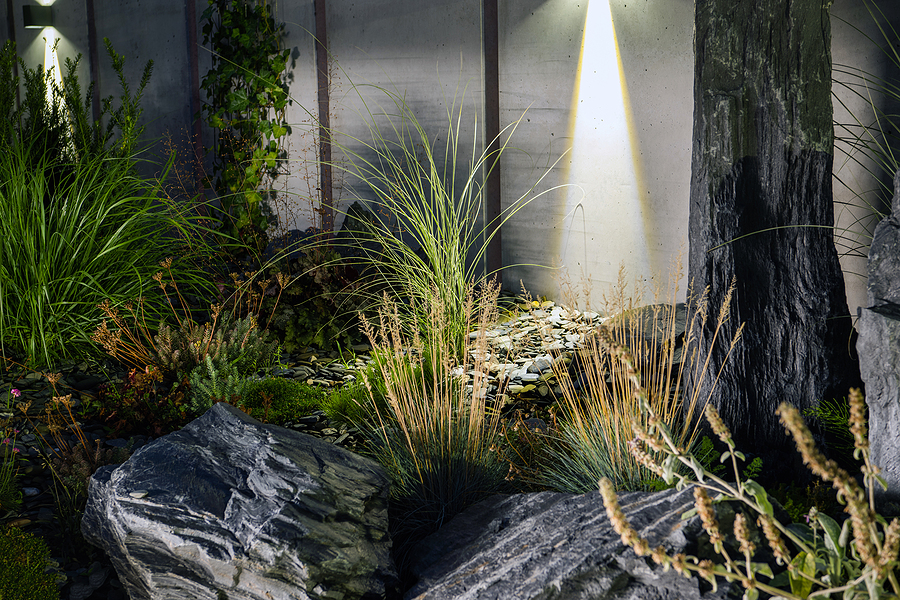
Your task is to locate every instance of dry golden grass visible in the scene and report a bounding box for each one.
[545,263,742,491]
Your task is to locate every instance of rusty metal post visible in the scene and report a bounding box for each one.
[483,0,502,284]
[315,0,333,236]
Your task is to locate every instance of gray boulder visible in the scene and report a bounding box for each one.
[81,402,398,600]
[405,485,731,600]
[858,169,900,504]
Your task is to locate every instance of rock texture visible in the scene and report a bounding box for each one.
[404,485,731,600]
[857,169,900,504]
[81,402,398,600]
[687,0,858,468]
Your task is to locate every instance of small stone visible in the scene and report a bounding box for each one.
[128,491,149,499]
[22,487,40,497]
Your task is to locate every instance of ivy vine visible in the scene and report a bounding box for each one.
[200,0,292,258]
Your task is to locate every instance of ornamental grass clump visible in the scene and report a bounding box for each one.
[543,267,742,492]
[597,328,900,600]
[0,40,218,367]
[355,279,510,571]
[317,84,565,361]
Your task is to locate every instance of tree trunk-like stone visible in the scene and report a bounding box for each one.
[687,0,859,467]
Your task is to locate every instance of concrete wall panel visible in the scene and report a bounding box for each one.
[1,0,898,317]
[325,0,484,241]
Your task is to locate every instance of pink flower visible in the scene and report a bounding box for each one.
[10,389,20,398]
[1,438,9,445]
[12,448,18,454]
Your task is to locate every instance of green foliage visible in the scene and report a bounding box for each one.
[241,377,326,425]
[187,355,248,415]
[0,41,217,368]
[322,362,391,430]
[805,396,856,458]
[769,480,839,525]
[319,84,565,361]
[695,435,763,482]
[597,331,900,600]
[200,0,292,258]
[90,367,191,436]
[154,312,277,379]
[0,426,22,517]
[262,248,364,353]
[0,527,60,600]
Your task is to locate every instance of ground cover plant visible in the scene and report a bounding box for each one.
[0,525,60,600]
[597,327,900,600]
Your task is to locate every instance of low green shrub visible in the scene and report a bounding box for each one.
[187,356,247,416]
[154,310,277,379]
[241,377,326,425]
[0,527,60,600]
[89,366,190,436]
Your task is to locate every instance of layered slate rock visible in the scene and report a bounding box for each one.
[687,0,859,470]
[858,169,900,504]
[82,402,398,600]
[405,485,731,600]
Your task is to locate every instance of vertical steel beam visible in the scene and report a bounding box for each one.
[85,0,101,123]
[315,0,333,236]
[6,0,19,109]
[483,0,502,283]
[185,0,204,188]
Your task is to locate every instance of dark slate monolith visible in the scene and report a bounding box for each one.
[687,0,859,469]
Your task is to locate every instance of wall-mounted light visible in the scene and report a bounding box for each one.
[23,5,53,29]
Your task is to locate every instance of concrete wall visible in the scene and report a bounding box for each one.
[0,0,896,317]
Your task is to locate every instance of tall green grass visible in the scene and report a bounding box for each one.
[313,84,565,359]
[0,143,215,367]
[0,39,218,368]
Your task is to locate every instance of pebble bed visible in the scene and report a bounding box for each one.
[1,301,607,600]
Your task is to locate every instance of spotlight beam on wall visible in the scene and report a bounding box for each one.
[561,0,650,288]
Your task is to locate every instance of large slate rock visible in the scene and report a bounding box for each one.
[405,485,731,600]
[687,0,859,471]
[82,402,398,600]
[857,169,900,504]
